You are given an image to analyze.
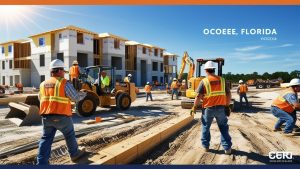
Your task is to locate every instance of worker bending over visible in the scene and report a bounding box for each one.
[192,61,232,155]
[271,78,300,136]
[37,59,86,164]
[237,80,249,107]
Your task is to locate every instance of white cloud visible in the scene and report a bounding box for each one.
[278,44,293,48]
[235,46,263,52]
[230,52,273,61]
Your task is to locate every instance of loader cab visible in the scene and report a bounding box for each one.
[196,58,224,77]
[81,66,115,95]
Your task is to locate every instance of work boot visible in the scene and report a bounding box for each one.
[282,132,295,137]
[294,128,300,132]
[273,128,282,132]
[71,148,86,162]
[202,147,209,152]
[224,148,232,155]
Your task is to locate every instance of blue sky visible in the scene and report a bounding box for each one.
[0,5,299,74]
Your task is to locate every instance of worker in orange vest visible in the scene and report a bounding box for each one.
[15,82,23,93]
[144,82,153,101]
[237,80,249,108]
[192,61,232,155]
[69,60,80,90]
[271,78,300,135]
[37,59,86,164]
[171,78,180,100]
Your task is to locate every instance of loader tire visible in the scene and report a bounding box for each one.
[77,94,97,117]
[117,93,131,110]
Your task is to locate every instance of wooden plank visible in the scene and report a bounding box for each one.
[91,114,193,164]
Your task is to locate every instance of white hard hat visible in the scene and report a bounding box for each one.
[239,80,243,83]
[72,60,78,65]
[146,82,150,84]
[50,59,65,70]
[173,78,177,81]
[204,61,216,70]
[128,74,132,77]
[182,79,186,82]
[289,78,300,87]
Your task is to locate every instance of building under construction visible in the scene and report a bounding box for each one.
[0,25,178,87]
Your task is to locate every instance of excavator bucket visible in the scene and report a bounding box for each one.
[5,95,41,127]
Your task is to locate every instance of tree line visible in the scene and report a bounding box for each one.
[222,70,300,83]
[180,70,300,83]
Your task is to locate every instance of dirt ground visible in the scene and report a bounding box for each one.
[0,87,300,164]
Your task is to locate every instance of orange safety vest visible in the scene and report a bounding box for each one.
[144,85,152,93]
[202,75,227,108]
[70,65,80,80]
[39,77,72,116]
[171,81,179,89]
[239,84,248,93]
[272,89,296,113]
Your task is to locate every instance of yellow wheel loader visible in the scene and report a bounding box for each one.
[76,66,137,117]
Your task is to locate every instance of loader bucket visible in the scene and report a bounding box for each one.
[6,102,41,126]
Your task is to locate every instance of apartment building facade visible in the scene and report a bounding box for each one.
[0,25,177,87]
[29,26,97,87]
[0,40,31,86]
[98,33,127,82]
[163,52,178,84]
[125,41,165,86]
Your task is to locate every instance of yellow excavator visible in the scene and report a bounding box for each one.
[177,51,195,96]
[181,58,234,110]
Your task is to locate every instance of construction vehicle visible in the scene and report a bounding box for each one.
[181,58,234,110]
[5,65,137,126]
[0,85,6,97]
[246,78,283,89]
[77,65,137,117]
[166,51,195,96]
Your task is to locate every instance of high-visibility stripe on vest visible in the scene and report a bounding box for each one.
[39,77,72,116]
[202,75,227,108]
[239,84,248,93]
[70,65,80,80]
[145,85,152,93]
[171,81,179,89]
[272,89,295,113]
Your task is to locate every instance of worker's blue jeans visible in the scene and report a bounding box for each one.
[172,89,179,100]
[146,92,153,101]
[37,115,79,165]
[239,93,249,106]
[271,106,296,133]
[201,106,232,151]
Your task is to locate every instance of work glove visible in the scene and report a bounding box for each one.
[190,105,196,116]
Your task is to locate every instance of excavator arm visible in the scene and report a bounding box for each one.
[178,51,195,80]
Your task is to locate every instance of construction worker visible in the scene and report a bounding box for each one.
[69,60,80,90]
[94,71,110,93]
[15,82,23,93]
[271,78,300,135]
[37,59,86,164]
[145,82,153,101]
[191,61,232,155]
[237,80,249,107]
[124,73,132,83]
[171,78,180,100]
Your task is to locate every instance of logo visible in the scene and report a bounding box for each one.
[269,151,293,163]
